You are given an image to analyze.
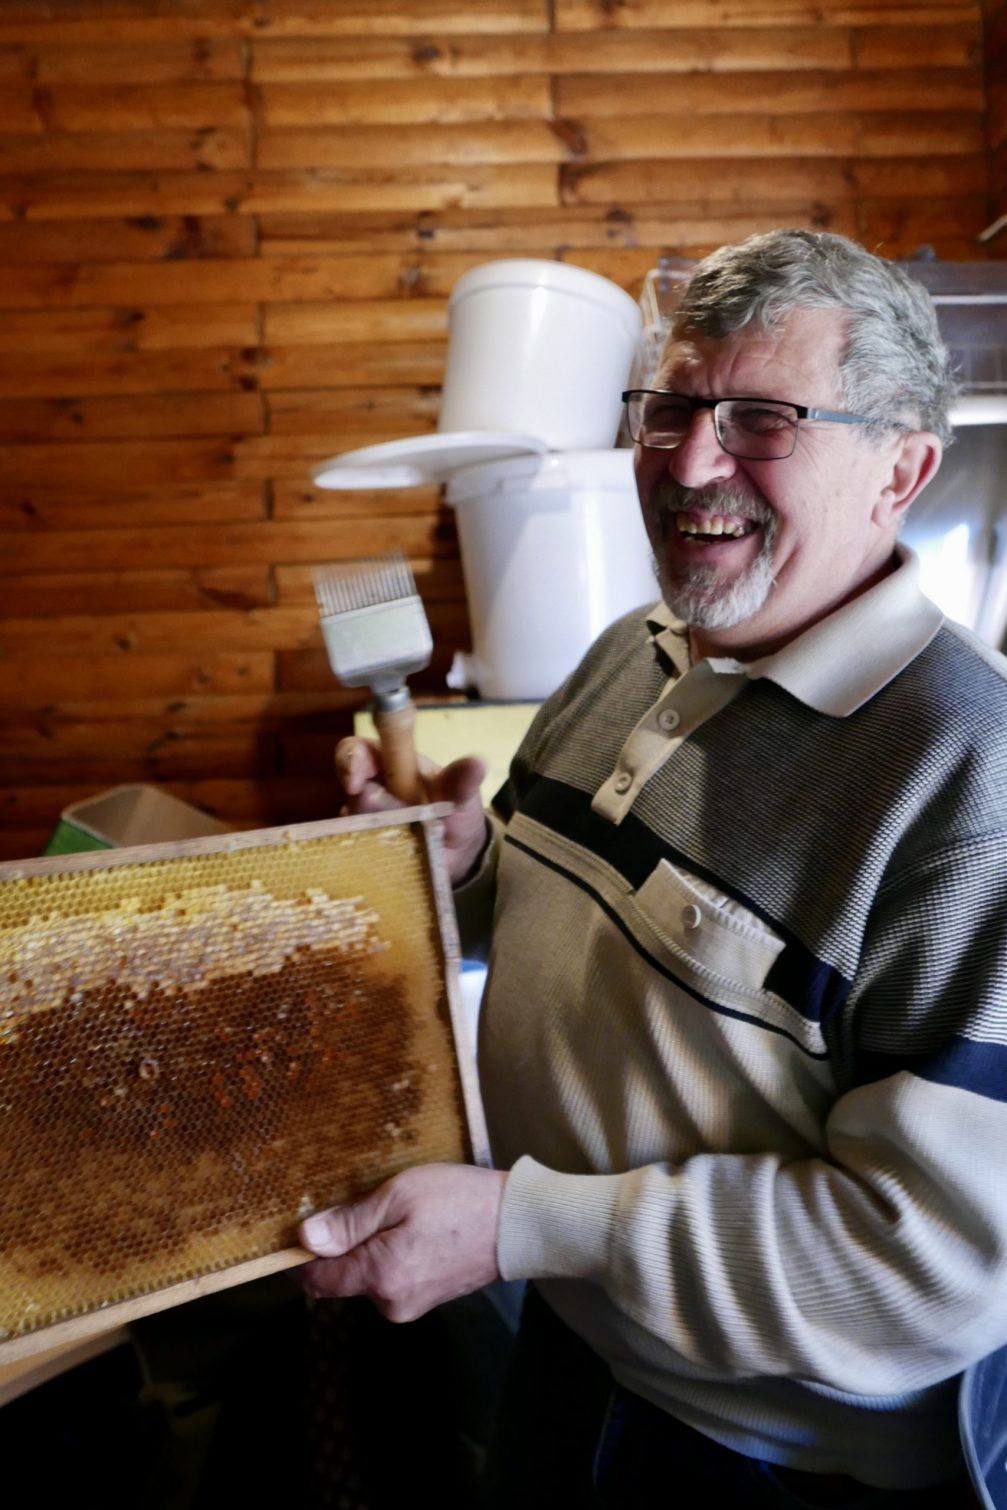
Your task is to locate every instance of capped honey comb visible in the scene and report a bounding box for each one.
[0,809,485,1362]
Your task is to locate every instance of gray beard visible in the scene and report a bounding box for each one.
[650,484,779,631]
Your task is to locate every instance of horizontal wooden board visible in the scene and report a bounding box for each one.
[0,305,260,354]
[256,122,574,169]
[2,81,251,131]
[0,652,274,705]
[0,438,238,486]
[0,736,280,787]
[570,112,983,162]
[0,38,247,83]
[0,392,264,443]
[0,165,560,219]
[264,299,447,342]
[0,1,551,45]
[853,21,980,66]
[0,483,266,534]
[264,386,440,435]
[257,341,446,390]
[0,567,274,618]
[250,28,852,79]
[0,348,259,399]
[0,128,251,173]
[0,518,457,574]
[554,0,979,28]
[560,153,989,203]
[0,215,255,263]
[857,193,994,250]
[0,253,466,309]
[271,482,443,520]
[556,67,983,117]
[257,75,551,125]
[0,597,469,658]
[255,203,857,255]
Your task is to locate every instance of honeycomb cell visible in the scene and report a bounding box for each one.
[0,818,473,1353]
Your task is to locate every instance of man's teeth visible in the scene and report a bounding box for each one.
[676,513,755,538]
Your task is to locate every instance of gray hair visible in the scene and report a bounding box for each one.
[671,229,956,446]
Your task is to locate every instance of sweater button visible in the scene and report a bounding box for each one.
[614,772,632,794]
[681,904,702,930]
[657,707,680,732]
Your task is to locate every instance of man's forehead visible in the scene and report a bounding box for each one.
[655,308,846,392]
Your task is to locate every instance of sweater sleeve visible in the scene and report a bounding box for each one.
[497,832,1007,1396]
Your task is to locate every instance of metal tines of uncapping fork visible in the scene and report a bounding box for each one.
[314,551,433,805]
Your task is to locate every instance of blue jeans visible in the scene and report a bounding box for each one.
[482,1286,976,1509]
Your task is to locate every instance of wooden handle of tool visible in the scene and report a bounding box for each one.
[373,702,426,805]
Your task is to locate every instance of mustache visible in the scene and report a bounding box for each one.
[650,481,776,528]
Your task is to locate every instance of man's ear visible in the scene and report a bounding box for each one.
[875,430,943,527]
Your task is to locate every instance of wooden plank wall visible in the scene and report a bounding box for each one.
[985,0,1007,238]
[0,0,997,859]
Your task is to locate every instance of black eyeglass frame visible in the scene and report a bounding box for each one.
[621,389,889,460]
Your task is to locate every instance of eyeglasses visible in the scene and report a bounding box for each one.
[622,389,886,461]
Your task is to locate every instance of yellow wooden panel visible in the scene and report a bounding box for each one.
[251,28,852,79]
[0,439,237,487]
[258,75,552,125]
[554,0,979,28]
[265,385,440,435]
[560,153,987,203]
[0,0,550,45]
[0,349,257,398]
[0,392,264,442]
[257,122,571,169]
[0,305,260,354]
[853,21,981,65]
[0,164,560,219]
[259,341,446,390]
[0,483,266,533]
[0,215,255,263]
[0,566,273,618]
[0,38,246,83]
[23,82,251,130]
[264,297,450,342]
[0,652,274,705]
[0,128,251,174]
[0,518,454,575]
[556,67,983,116]
[271,482,443,521]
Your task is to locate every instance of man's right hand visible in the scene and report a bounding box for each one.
[335,736,490,886]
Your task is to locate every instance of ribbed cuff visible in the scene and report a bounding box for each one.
[496,1155,626,1281]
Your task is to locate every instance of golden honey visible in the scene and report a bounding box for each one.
[0,818,473,1351]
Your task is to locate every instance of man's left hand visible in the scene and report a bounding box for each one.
[298,1163,507,1322]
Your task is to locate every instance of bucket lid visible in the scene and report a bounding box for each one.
[448,259,642,344]
[312,430,548,490]
[446,447,637,505]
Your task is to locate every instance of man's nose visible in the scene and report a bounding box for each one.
[666,409,739,489]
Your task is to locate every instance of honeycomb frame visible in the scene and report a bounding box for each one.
[0,804,487,1364]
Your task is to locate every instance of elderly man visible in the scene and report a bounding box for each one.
[300,230,1007,1507]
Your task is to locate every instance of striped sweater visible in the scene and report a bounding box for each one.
[463,549,1007,1490]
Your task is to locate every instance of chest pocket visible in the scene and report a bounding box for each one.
[635,859,785,993]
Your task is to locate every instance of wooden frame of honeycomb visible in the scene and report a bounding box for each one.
[0,804,487,1364]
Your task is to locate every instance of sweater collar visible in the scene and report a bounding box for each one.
[644,546,944,717]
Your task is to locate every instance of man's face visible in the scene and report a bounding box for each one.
[635,307,928,659]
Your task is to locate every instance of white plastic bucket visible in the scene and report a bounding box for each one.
[438,260,642,451]
[446,449,657,701]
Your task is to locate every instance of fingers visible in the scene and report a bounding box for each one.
[334,737,382,798]
[296,1165,506,1321]
[430,755,487,809]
